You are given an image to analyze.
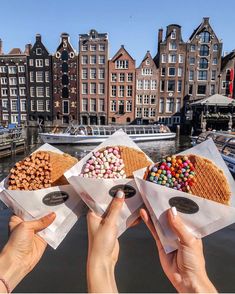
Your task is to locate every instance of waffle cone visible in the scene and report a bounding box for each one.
[178,154,231,205]
[119,146,151,178]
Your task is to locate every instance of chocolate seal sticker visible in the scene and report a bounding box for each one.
[109,185,136,199]
[43,191,69,206]
[169,197,199,214]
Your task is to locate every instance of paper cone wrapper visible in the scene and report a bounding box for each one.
[134,139,235,254]
[0,144,84,249]
[65,129,152,236]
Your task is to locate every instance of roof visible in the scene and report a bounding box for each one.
[190,94,235,106]
[8,48,23,55]
[111,45,135,62]
[221,50,235,71]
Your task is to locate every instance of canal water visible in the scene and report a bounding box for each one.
[0,130,235,292]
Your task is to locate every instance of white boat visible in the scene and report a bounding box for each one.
[39,125,176,145]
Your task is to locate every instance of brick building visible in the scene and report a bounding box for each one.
[0,39,29,125]
[78,29,108,125]
[154,24,186,126]
[53,33,77,125]
[135,51,158,124]
[27,34,53,125]
[108,45,135,124]
[220,51,235,98]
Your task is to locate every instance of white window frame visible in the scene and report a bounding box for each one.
[35,59,43,67]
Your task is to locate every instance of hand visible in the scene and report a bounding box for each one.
[87,190,125,293]
[140,207,217,293]
[0,212,56,292]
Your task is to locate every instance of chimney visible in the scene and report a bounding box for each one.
[24,43,32,55]
[36,33,41,42]
[158,28,163,51]
[0,39,3,55]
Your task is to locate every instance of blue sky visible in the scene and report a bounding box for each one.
[0,0,234,65]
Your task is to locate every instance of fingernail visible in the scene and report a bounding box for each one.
[116,190,125,198]
[171,206,177,217]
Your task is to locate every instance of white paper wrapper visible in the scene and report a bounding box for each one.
[134,139,235,254]
[0,144,84,249]
[65,130,152,236]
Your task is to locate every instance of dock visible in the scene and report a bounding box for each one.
[0,130,26,158]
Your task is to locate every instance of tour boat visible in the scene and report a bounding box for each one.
[192,131,235,175]
[39,125,176,145]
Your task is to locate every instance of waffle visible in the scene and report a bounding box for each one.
[119,146,151,178]
[182,154,231,205]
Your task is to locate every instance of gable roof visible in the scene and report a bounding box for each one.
[111,45,135,62]
[137,51,157,69]
[189,17,220,42]
[8,48,23,55]
[221,51,235,71]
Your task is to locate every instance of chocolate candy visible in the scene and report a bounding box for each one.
[146,155,195,193]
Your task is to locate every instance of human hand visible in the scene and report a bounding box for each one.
[0,212,56,292]
[140,207,217,293]
[87,190,125,293]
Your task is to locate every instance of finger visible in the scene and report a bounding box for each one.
[86,210,102,238]
[27,212,56,232]
[9,215,23,232]
[104,190,125,226]
[168,207,195,246]
[129,216,141,228]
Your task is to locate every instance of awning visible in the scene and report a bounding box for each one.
[190,94,235,106]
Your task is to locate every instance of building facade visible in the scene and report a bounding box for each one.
[154,24,186,126]
[0,40,29,125]
[220,51,235,98]
[53,33,77,125]
[135,51,158,124]
[78,29,108,125]
[27,34,53,125]
[108,45,135,124]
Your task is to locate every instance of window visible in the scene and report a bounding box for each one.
[90,68,96,79]
[62,101,69,114]
[118,100,124,114]
[200,31,210,43]
[36,71,44,82]
[10,88,17,96]
[169,42,177,50]
[189,57,195,65]
[31,100,35,111]
[45,59,49,66]
[0,77,7,84]
[177,81,182,92]
[151,80,157,90]
[199,58,208,69]
[20,100,26,111]
[46,100,50,111]
[166,98,174,112]
[126,101,132,112]
[211,70,216,81]
[144,80,150,90]
[99,68,105,79]
[36,59,43,67]
[115,60,128,69]
[0,66,7,73]
[111,73,117,82]
[137,80,143,90]
[151,95,156,104]
[111,85,117,96]
[99,99,105,112]
[36,87,44,97]
[142,68,153,75]
[110,100,116,112]
[168,54,176,63]
[90,55,96,64]
[146,59,150,65]
[18,77,25,84]
[189,70,194,81]
[82,83,88,94]
[119,73,125,82]
[2,99,8,110]
[90,83,96,94]
[143,95,149,104]
[127,73,133,82]
[127,85,132,97]
[198,70,207,80]
[62,63,68,72]
[159,98,164,113]
[178,67,183,77]
[149,108,156,117]
[189,84,193,95]
[62,87,69,98]
[2,114,8,121]
[137,95,142,104]
[46,87,50,97]
[213,44,219,51]
[82,98,88,111]
[167,80,175,92]
[168,67,176,76]
[9,77,17,85]
[29,71,34,82]
[161,67,166,76]
[143,108,149,117]
[98,55,105,64]
[99,83,105,94]
[90,45,96,51]
[176,98,181,112]
[1,88,8,96]
[81,68,88,79]
[190,44,196,52]
[197,85,207,95]
[160,80,165,92]
[81,44,88,51]
[61,51,68,61]
[161,54,167,63]
[37,100,44,111]
[29,59,34,66]
[199,45,209,56]
[211,84,215,95]
[99,44,105,51]
[222,81,229,89]
[18,66,25,72]
[11,99,17,111]
[36,48,42,55]
[82,55,88,64]
[119,85,124,97]
[171,29,176,39]
[19,88,26,96]
[90,99,96,112]
[9,66,17,74]
[136,107,142,117]
[30,87,35,97]
[179,54,184,63]
[212,58,218,65]
[11,114,18,123]
[45,71,49,82]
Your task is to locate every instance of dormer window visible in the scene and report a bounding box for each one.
[145,59,150,65]
[171,29,176,39]
[200,31,210,43]
[36,48,42,55]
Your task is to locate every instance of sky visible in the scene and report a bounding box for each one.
[0,0,234,65]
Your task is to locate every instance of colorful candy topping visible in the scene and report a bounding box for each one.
[80,146,126,179]
[146,155,195,193]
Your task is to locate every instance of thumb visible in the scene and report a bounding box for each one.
[27,212,56,232]
[104,190,125,226]
[168,207,195,246]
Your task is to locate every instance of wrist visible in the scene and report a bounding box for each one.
[178,274,217,293]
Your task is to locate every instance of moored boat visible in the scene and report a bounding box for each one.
[39,125,176,145]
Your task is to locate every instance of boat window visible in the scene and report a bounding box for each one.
[223,145,235,157]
